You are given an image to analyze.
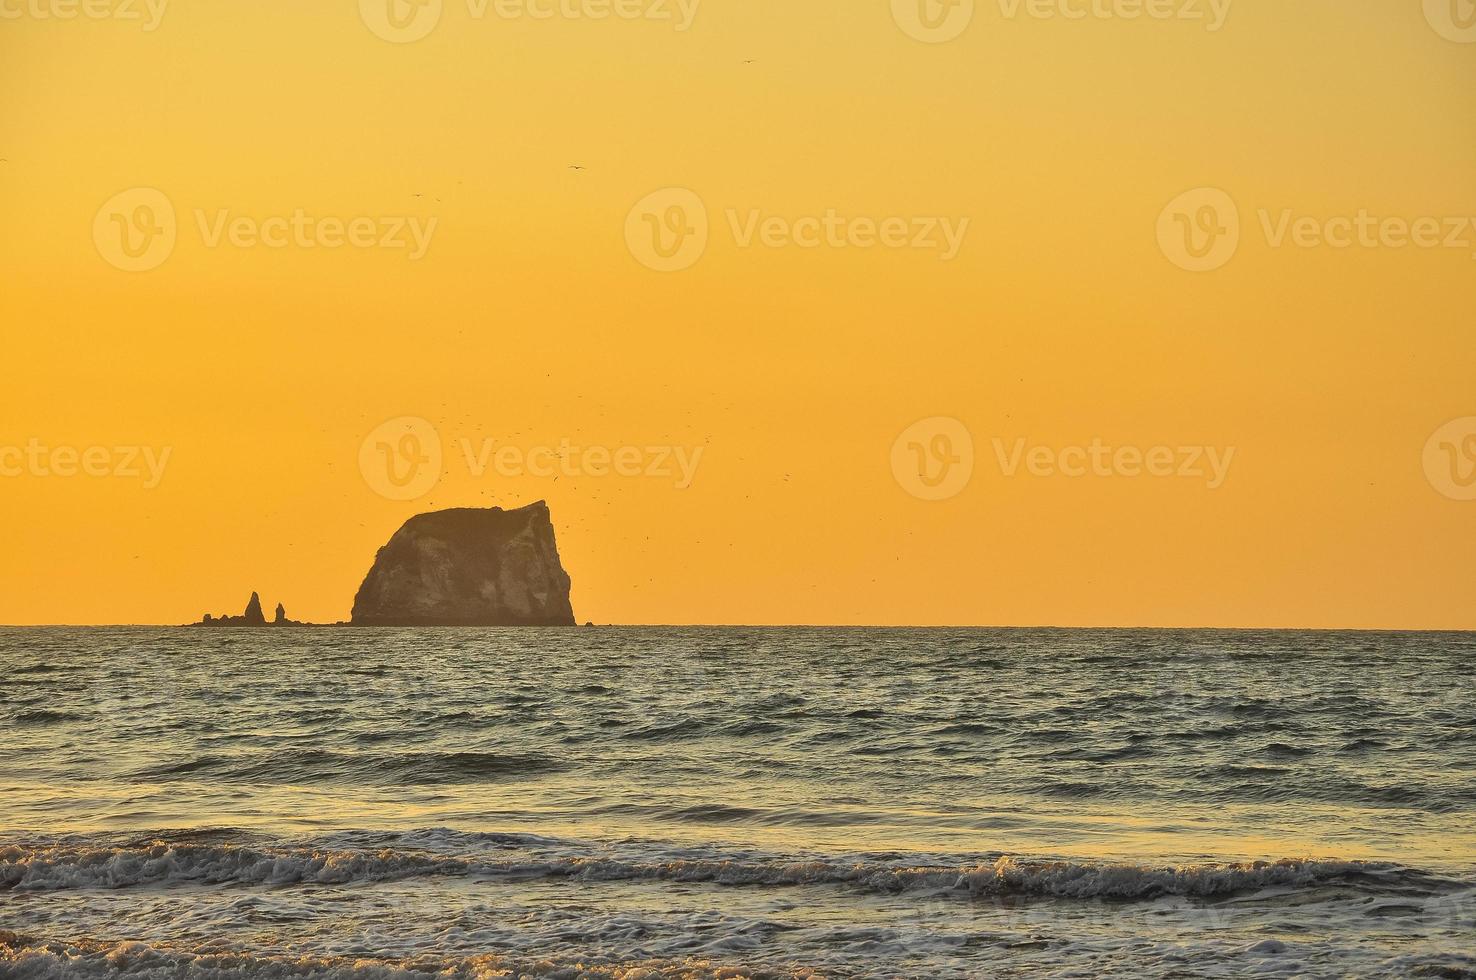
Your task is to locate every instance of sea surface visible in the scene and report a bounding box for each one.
[2,627,1474,978]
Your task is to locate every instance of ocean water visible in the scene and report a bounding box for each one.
[2,627,1474,979]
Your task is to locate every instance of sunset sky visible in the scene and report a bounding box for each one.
[2,1,1473,627]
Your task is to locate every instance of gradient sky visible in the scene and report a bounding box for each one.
[2,1,1473,627]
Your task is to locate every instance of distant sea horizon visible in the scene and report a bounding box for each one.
[4,622,1476,631]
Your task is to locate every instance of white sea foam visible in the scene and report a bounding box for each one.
[0,842,462,891]
[0,934,824,980]
[0,839,1422,901]
[5,930,1475,980]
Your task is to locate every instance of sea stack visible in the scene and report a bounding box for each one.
[350,502,575,627]
[192,592,304,627]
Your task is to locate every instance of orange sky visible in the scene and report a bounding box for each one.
[2,1,1474,627]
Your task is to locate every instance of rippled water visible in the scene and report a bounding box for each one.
[2,627,1474,978]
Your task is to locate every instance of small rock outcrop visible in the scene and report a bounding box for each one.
[193,592,307,627]
[351,502,575,626]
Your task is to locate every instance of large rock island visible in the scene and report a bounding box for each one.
[350,502,575,626]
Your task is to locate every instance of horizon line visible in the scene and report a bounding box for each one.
[2,623,1474,634]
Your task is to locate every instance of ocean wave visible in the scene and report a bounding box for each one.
[0,837,1451,902]
[0,841,463,891]
[0,933,822,980]
[129,750,564,786]
[7,708,86,725]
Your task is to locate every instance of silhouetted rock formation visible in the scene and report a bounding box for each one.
[193,592,308,627]
[351,502,575,626]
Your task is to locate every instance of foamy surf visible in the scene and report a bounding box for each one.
[4,927,1475,980]
[0,833,1458,901]
[0,934,825,980]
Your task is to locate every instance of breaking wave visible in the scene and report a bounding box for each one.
[0,934,824,980]
[0,836,1455,902]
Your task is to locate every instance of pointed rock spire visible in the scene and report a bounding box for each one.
[244,592,266,625]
